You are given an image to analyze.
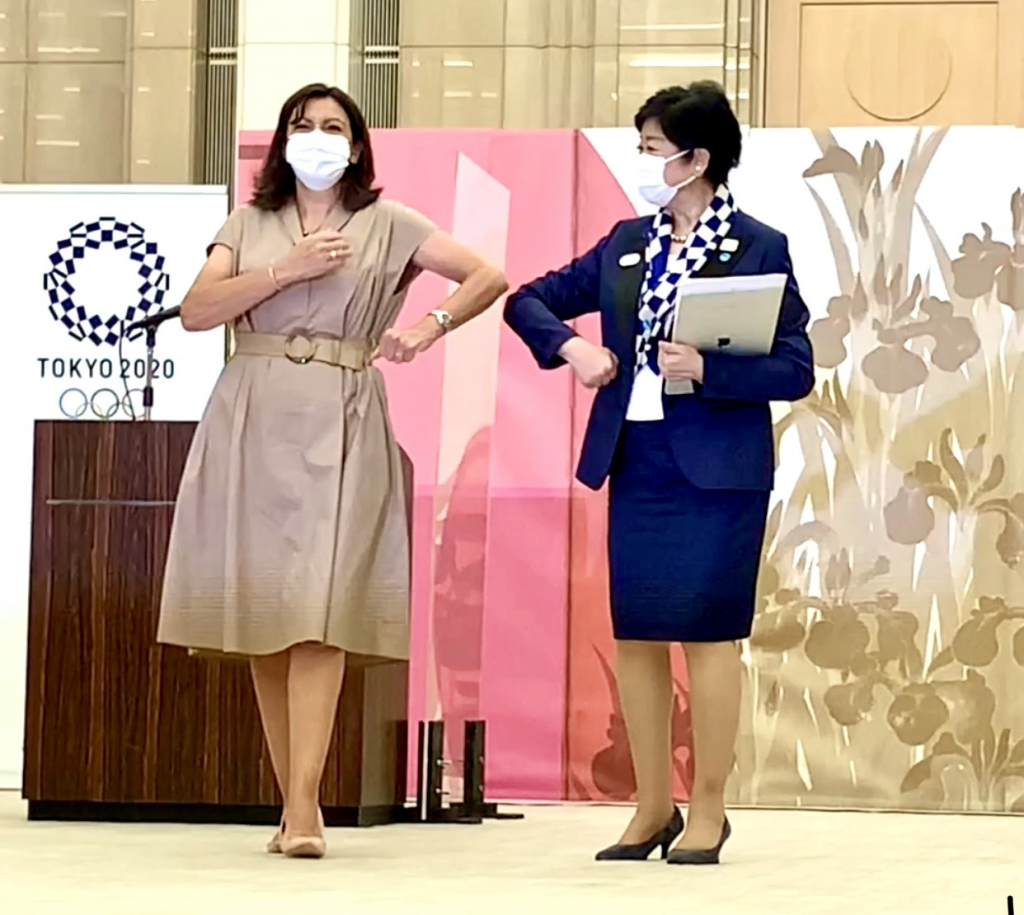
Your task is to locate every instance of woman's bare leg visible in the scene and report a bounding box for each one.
[250,651,292,825]
[674,640,741,850]
[615,639,676,843]
[284,642,347,838]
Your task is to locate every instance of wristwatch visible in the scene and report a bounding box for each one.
[430,309,454,333]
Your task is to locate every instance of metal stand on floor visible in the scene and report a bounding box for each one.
[142,324,158,421]
[409,720,524,824]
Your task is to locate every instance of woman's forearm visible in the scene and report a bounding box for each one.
[443,265,509,329]
[180,263,298,332]
[407,265,507,338]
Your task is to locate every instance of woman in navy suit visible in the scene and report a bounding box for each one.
[505,82,814,865]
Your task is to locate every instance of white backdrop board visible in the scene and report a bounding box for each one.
[0,185,228,788]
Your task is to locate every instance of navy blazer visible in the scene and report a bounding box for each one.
[504,210,815,492]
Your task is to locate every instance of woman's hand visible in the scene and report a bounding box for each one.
[559,337,619,389]
[278,228,354,283]
[658,341,704,384]
[373,319,443,364]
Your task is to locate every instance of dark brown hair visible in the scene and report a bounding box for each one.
[251,83,381,212]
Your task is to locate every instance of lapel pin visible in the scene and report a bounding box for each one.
[720,238,740,253]
[619,252,642,267]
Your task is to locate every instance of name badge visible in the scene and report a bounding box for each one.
[619,252,642,267]
[720,238,740,253]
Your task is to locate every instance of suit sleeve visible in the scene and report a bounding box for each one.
[699,234,815,403]
[503,226,616,370]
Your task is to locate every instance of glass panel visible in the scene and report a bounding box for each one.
[399,47,503,127]
[617,45,725,124]
[726,0,740,48]
[28,0,129,64]
[504,0,603,48]
[503,46,559,129]
[130,48,193,182]
[618,0,727,48]
[133,0,196,49]
[503,46,597,129]
[392,2,759,128]
[400,0,505,48]
[739,0,753,50]
[593,0,619,47]
[0,0,29,62]
[505,0,561,48]
[0,61,27,179]
[26,60,125,181]
[737,48,752,106]
[591,44,618,127]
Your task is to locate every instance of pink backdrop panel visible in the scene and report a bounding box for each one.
[236,129,576,799]
[236,132,273,208]
[565,133,695,802]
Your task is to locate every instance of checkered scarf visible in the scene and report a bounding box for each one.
[635,186,736,374]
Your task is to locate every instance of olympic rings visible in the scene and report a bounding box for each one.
[58,387,145,420]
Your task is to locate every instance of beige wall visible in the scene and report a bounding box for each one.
[0,1,762,185]
[765,0,1024,127]
[234,1,757,133]
[398,0,755,129]
[0,0,202,184]
[236,0,354,131]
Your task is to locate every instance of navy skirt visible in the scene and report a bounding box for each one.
[607,421,770,643]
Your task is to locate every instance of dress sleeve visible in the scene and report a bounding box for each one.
[384,200,437,288]
[207,206,248,276]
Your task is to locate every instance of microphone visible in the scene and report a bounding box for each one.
[125,306,181,334]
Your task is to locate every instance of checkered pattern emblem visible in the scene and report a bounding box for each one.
[635,186,735,374]
[43,218,171,347]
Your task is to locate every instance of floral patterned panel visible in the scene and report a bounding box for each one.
[739,128,1024,812]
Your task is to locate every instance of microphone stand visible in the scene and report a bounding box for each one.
[143,323,158,422]
[127,307,179,422]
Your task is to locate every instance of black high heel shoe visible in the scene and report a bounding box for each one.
[595,808,684,861]
[666,817,731,865]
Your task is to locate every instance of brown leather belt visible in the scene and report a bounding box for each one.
[232,332,371,371]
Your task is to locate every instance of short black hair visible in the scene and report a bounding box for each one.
[252,83,380,213]
[634,81,742,187]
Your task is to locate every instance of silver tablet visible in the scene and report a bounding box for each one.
[665,273,787,395]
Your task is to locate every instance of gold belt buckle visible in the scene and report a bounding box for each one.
[283,334,317,365]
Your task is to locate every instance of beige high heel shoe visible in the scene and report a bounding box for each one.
[282,835,327,859]
[267,809,324,854]
[267,817,286,854]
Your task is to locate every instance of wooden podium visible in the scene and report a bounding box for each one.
[23,420,408,826]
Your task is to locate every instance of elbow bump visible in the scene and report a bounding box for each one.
[503,291,523,324]
[488,267,510,298]
[179,307,210,332]
[795,367,816,400]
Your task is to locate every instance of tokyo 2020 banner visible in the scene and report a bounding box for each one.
[0,186,228,787]
[217,125,1023,816]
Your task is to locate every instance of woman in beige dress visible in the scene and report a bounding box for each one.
[156,83,508,859]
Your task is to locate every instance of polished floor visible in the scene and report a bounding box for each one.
[0,792,1018,914]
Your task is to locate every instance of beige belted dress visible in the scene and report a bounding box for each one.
[156,196,436,660]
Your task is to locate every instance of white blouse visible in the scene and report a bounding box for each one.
[626,252,685,422]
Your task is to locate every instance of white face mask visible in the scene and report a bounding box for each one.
[285,130,352,192]
[636,150,697,208]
